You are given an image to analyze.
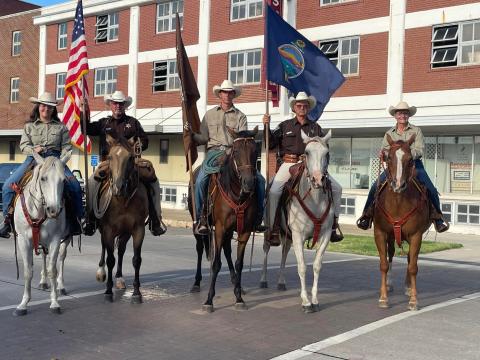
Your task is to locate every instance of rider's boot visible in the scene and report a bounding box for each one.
[147,183,167,236]
[430,203,449,233]
[82,211,97,236]
[70,217,82,236]
[265,205,282,246]
[254,209,267,233]
[193,216,209,236]
[330,216,344,243]
[0,214,12,238]
[356,205,374,230]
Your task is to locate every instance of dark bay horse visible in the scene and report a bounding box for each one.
[95,134,149,303]
[198,127,259,312]
[374,134,430,310]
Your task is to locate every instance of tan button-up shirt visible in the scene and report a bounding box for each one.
[20,118,72,156]
[381,123,424,159]
[193,105,248,150]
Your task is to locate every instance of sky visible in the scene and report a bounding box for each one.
[25,0,68,6]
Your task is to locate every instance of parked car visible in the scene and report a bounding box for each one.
[71,169,86,208]
[0,163,22,211]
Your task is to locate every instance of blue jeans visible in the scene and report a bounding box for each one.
[195,165,266,224]
[363,159,440,213]
[2,151,84,220]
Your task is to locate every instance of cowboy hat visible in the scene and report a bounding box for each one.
[104,90,133,107]
[388,101,417,117]
[288,92,317,111]
[29,92,61,107]
[213,79,242,98]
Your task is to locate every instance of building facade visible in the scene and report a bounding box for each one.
[24,0,480,234]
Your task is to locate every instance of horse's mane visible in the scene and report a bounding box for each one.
[107,128,133,152]
[305,136,328,147]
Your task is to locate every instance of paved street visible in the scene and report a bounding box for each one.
[0,227,479,360]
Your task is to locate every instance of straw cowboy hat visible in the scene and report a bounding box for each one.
[104,90,133,107]
[388,101,417,117]
[288,92,317,111]
[29,92,61,107]
[213,79,242,98]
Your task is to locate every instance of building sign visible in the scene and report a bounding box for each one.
[450,163,471,192]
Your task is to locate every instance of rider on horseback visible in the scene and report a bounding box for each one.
[81,91,166,236]
[188,80,266,235]
[0,92,84,238]
[262,92,344,246]
[356,101,449,233]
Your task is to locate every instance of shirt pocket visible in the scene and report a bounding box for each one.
[29,127,45,146]
[225,115,238,130]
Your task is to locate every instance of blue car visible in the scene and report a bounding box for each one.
[0,163,22,212]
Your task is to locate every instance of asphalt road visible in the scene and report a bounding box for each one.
[0,228,479,360]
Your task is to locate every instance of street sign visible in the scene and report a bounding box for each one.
[90,155,99,167]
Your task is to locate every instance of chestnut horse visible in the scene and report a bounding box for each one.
[95,134,149,303]
[201,127,259,312]
[374,134,430,310]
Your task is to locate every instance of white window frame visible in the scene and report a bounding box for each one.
[230,0,263,22]
[228,49,262,85]
[321,0,356,5]
[156,0,184,34]
[152,60,180,92]
[58,22,68,50]
[160,186,177,203]
[10,77,20,103]
[94,67,117,97]
[56,73,67,100]
[340,196,356,216]
[95,13,119,43]
[456,203,480,225]
[319,36,360,76]
[12,31,21,56]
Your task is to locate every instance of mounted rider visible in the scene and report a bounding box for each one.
[0,92,84,238]
[81,90,166,236]
[356,101,449,233]
[262,92,344,246]
[189,79,266,235]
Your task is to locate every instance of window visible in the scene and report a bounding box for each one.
[229,49,262,84]
[441,202,453,224]
[340,197,355,215]
[152,60,180,92]
[321,0,355,5]
[10,78,19,103]
[58,23,68,49]
[160,139,169,164]
[9,141,16,161]
[456,203,480,225]
[95,13,119,43]
[160,186,177,203]
[431,21,480,68]
[12,31,21,56]
[231,0,262,21]
[156,1,183,33]
[56,73,66,100]
[94,67,117,96]
[319,37,359,75]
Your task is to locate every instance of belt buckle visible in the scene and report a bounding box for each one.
[219,145,226,151]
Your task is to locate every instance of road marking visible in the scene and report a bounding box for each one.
[271,291,480,360]
[0,257,366,312]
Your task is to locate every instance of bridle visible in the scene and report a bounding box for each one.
[304,139,330,191]
[231,136,256,184]
[382,143,415,192]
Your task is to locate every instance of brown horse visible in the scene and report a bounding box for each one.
[373,134,430,310]
[95,134,149,303]
[199,127,259,312]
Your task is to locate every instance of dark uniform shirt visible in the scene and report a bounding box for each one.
[269,117,325,157]
[86,114,149,159]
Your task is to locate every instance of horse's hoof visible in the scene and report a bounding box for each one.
[202,304,214,313]
[378,299,389,308]
[39,283,49,291]
[387,285,394,293]
[408,302,418,311]
[235,302,247,310]
[190,285,201,293]
[104,293,113,303]
[277,283,287,291]
[311,304,320,312]
[131,295,143,304]
[13,308,27,316]
[302,305,314,314]
[50,307,62,314]
[259,281,268,289]
[115,279,126,290]
[58,288,67,296]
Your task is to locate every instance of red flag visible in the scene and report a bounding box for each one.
[63,0,91,153]
[176,13,201,172]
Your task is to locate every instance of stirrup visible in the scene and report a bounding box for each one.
[356,215,371,230]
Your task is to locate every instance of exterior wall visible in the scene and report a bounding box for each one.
[407,0,478,13]
[0,10,40,130]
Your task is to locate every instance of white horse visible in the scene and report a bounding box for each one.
[14,151,72,316]
[260,130,337,313]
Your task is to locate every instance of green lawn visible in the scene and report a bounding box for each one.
[309,234,463,256]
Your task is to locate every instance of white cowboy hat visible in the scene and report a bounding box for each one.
[288,91,317,111]
[388,101,417,117]
[213,79,242,98]
[29,92,61,106]
[104,90,133,107]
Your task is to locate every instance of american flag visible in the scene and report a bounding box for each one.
[63,0,91,152]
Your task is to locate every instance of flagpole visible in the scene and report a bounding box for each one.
[264,87,270,229]
[80,78,90,218]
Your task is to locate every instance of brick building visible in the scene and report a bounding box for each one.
[28,0,480,233]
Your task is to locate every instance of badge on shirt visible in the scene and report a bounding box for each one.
[286,131,293,135]
[125,124,131,128]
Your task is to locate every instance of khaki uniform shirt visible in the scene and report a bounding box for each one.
[382,123,424,159]
[193,105,247,150]
[20,118,72,156]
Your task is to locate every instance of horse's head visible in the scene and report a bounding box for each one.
[383,134,416,193]
[226,126,258,194]
[32,151,70,218]
[106,133,136,196]
[301,129,331,189]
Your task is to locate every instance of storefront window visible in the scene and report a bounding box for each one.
[351,138,374,189]
[329,138,351,188]
[474,136,480,193]
[437,136,473,194]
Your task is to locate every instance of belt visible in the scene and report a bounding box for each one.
[283,154,299,163]
[208,145,231,152]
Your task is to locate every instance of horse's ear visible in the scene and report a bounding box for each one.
[226,126,238,139]
[407,134,416,146]
[106,133,115,147]
[60,150,72,165]
[32,151,44,165]
[323,129,332,143]
[301,130,310,144]
[386,134,394,145]
[252,125,258,137]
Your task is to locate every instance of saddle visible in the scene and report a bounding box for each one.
[8,164,35,216]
